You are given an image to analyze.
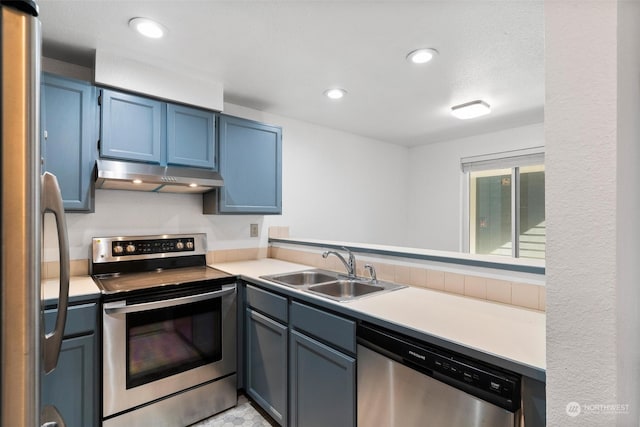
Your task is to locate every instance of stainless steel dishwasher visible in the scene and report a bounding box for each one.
[357,323,522,427]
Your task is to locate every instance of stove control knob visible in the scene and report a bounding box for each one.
[186,241,194,250]
[126,244,136,254]
[176,241,185,250]
[113,245,124,255]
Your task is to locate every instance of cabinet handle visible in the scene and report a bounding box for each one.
[41,172,70,374]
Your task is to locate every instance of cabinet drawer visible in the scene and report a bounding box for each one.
[290,302,355,354]
[246,284,288,323]
[44,303,97,338]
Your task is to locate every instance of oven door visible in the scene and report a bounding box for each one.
[102,282,236,418]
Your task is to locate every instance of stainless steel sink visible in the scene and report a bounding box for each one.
[308,280,384,301]
[261,269,406,302]
[262,269,338,287]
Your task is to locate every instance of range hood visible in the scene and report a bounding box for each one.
[95,159,224,193]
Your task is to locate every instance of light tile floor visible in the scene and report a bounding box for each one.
[191,395,276,427]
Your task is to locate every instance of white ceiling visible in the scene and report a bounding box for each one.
[38,0,544,147]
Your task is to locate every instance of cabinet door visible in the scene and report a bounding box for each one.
[41,74,97,211]
[246,308,288,426]
[100,89,162,163]
[167,103,216,169]
[41,334,97,427]
[218,115,282,214]
[289,330,356,427]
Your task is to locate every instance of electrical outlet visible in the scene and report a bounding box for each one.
[250,223,259,238]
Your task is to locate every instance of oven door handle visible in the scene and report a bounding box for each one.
[103,284,236,315]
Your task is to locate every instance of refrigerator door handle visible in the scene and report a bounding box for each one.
[41,172,70,374]
[41,404,67,427]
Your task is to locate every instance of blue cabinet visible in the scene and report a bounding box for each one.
[244,284,288,425]
[217,115,282,214]
[241,283,356,426]
[100,88,218,169]
[41,335,96,427]
[289,301,356,427]
[41,74,98,211]
[167,104,216,168]
[42,302,98,427]
[289,330,356,427]
[245,308,288,426]
[100,89,162,163]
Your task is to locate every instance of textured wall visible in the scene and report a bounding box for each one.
[545,1,619,425]
[616,0,640,424]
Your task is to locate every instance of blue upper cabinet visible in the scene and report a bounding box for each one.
[167,104,216,169]
[218,115,282,214]
[100,89,162,163]
[41,74,98,211]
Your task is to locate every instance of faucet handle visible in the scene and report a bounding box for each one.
[364,264,377,284]
[341,247,356,276]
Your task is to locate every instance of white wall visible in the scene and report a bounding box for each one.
[222,103,410,246]
[44,103,409,261]
[406,123,544,251]
[545,1,640,425]
[44,190,267,261]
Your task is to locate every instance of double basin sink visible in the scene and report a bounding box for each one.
[261,269,406,302]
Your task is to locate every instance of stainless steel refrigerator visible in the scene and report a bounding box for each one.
[1,1,71,426]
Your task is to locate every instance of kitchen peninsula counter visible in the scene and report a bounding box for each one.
[212,258,545,382]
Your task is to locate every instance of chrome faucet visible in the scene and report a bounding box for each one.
[322,247,357,278]
[363,264,377,284]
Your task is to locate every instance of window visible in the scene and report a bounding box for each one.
[462,148,545,260]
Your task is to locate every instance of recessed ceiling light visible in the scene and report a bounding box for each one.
[324,88,347,100]
[132,179,143,184]
[406,48,438,64]
[451,100,491,120]
[189,183,198,188]
[129,17,166,39]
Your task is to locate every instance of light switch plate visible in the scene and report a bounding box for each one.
[250,224,259,238]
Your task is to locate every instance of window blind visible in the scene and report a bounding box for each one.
[461,147,544,172]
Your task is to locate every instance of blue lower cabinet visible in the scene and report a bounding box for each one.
[41,302,98,427]
[41,334,97,427]
[289,329,356,427]
[245,308,288,426]
[242,283,357,426]
[217,115,282,214]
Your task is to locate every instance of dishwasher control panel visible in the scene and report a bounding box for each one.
[408,340,518,402]
[357,322,521,412]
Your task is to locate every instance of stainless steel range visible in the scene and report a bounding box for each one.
[91,233,237,427]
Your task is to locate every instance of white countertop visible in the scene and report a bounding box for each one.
[211,258,546,376]
[42,275,101,302]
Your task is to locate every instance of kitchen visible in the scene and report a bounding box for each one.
[1,1,639,427]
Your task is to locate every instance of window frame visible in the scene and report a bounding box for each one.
[461,147,545,258]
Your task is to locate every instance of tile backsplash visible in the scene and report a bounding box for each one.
[42,259,89,279]
[269,245,546,312]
